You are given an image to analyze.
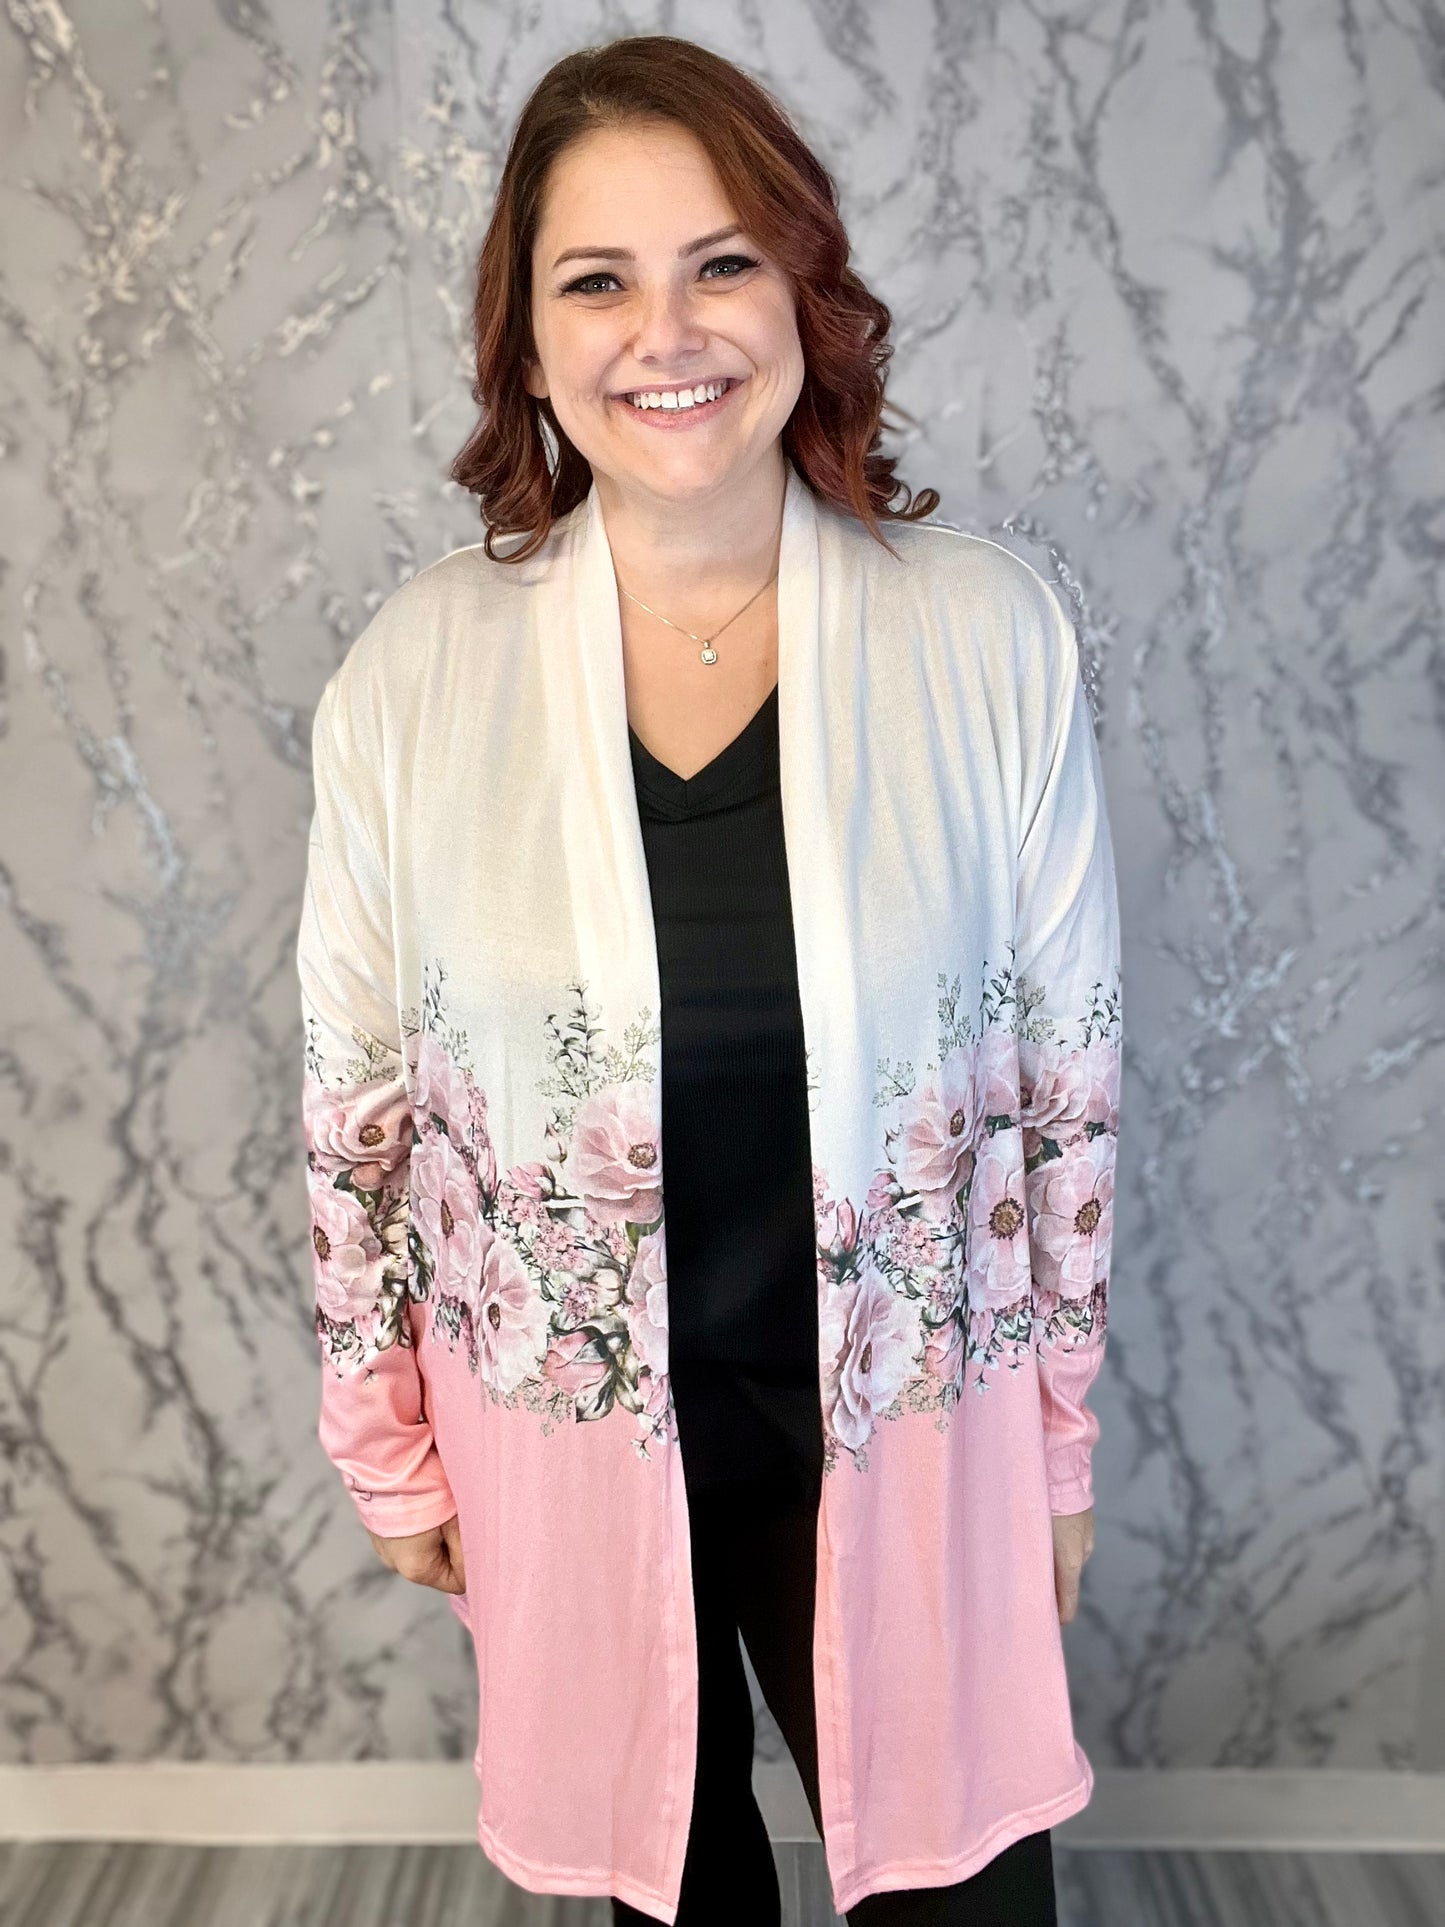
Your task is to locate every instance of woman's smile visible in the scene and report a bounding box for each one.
[610,374,746,428]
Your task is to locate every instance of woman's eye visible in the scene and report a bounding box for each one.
[701,253,758,279]
[558,254,759,294]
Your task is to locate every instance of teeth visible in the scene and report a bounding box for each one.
[625,379,729,411]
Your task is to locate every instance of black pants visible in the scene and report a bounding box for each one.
[612,1468,1057,1926]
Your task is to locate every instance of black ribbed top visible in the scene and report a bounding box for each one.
[628,683,825,1503]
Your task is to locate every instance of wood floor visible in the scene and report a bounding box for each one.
[2,1840,1442,1926]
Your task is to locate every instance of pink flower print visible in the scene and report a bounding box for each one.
[975,1026,1021,1126]
[374,1195,411,1276]
[820,1258,921,1454]
[1083,1038,1122,1134]
[626,1227,670,1376]
[532,1212,585,1275]
[458,1076,492,1164]
[474,1129,498,1202]
[466,1072,490,1129]
[510,1161,552,1201]
[412,1126,483,1313]
[476,1226,551,1394]
[1027,1130,1114,1302]
[309,1179,384,1323]
[543,1325,612,1408]
[896,1044,979,1223]
[1018,1041,1092,1162]
[889,1208,940,1272]
[641,1361,672,1427]
[571,1081,663,1227]
[410,1031,472,1143]
[966,1131,1032,1313]
[865,1166,901,1213]
[817,1195,859,1266]
[921,1300,966,1391]
[303,1075,410,1190]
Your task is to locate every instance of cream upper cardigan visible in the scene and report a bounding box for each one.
[297,458,1123,1920]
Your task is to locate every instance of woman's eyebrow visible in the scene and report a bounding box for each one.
[551,224,743,270]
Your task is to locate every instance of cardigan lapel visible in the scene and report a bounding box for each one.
[534,472,663,1059]
[546,464,825,1047]
[542,460,888,1280]
[773,468,874,1209]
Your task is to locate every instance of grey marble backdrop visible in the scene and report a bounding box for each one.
[4,0,1442,1799]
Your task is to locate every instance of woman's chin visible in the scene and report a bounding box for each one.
[593,433,770,501]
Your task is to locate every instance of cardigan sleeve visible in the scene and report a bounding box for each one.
[296,668,458,1539]
[1013,578,1123,1517]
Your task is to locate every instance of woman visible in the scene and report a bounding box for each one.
[298,34,1121,1927]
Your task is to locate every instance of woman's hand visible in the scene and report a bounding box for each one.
[365,1514,467,1595]
[1051,1507,1095,1624]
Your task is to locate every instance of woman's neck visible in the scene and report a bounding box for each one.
[593,450,787,626]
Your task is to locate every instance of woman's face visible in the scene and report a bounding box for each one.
[524,119,805,511]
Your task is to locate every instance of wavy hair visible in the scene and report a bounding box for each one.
[449,35,940,561]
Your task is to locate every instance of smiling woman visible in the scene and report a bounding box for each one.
[300,29,1119,1927]
[447,36,938,561]
[531,131,800,513]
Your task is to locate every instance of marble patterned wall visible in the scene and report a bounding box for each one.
[4,0,1442,1792]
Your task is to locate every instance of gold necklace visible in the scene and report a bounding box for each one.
[617,567,779,666]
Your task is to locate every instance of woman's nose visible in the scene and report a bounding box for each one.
[629,283,709,359]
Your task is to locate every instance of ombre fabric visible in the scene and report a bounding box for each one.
[296,461,1123,1922]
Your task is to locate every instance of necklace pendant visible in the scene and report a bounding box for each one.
[700,646,718,665]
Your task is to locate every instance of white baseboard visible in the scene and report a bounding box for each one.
[2,1763,1442,1854]
[753,1763,1445,1851]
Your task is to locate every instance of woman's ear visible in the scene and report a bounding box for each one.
[522,358,548,400]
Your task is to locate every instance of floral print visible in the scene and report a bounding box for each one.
[569,1081,664,1228]
[301,948,1121,1477]
[408,965,674,1452]
[812,949,1122,1470]
[300,1051,415,1370]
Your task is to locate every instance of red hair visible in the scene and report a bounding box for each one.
[449,34,940,562]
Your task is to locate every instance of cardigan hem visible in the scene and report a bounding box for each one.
[472,1761,1094,1924]
[828,1762,1095,1917]
[476,1815,679,1923]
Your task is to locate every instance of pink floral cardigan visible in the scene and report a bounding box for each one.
[296,460,1123,1921]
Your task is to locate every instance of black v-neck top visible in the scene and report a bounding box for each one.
[628,684,825,1503]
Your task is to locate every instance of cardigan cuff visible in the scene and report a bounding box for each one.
[1044,1458,1094,1517]
[340,1447,459,1539]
